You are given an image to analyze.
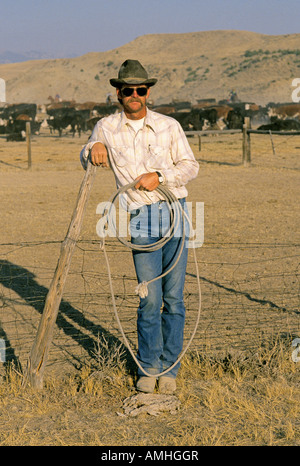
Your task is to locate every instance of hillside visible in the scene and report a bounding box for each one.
[0,30,299,106]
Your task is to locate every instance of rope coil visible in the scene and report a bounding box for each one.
[100,181,202,377]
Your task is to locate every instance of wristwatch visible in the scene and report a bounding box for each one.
[156,171,164,184]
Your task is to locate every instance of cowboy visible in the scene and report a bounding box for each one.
[80,59,199,394]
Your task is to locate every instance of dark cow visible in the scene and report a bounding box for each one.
[46,106,96,137]
[5,114,42,141]
[1,103,37,121]
[46,106,79,137]
[257,118,300,131]
[92,103,121,117]
[226,108,244,129]
[0,116,6,134]
[221,102,268,129]
[171,111,204,131]
[46,116,67,137]
[6,133,26,142]
[86,116,101,132]
[172,106,218,131]
[45,100,121,137]
[171,104,234,131]
[173,101,265,131]
[1,103,40,140]
[194,105,233,130]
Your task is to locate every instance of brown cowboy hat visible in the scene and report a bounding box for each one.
[110,59,157,88]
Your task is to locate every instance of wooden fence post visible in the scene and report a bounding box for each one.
[24,161,96,389]
[198,134,202,151]
[242,124,247,164]
[242,117,251,166]
[26,122,32,169]
[269,130,276,155]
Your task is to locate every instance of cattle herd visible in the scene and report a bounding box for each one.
[0,98,300,141]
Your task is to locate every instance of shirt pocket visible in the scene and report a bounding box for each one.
[145,144,172,171]
[109,146,134,167]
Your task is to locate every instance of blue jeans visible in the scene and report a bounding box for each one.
[130,198,189,378]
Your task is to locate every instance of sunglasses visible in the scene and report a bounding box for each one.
[121,87,148,97]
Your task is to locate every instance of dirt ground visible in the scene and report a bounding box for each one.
[0,126,299,445]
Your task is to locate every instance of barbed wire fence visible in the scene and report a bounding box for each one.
[0,237,299,376]
[0,129,299,379]
[188,130,300,170]
[1,127,300,172]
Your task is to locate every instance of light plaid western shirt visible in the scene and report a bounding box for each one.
[80,108,199,210]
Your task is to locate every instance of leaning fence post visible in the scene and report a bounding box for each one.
[24,160,97,389]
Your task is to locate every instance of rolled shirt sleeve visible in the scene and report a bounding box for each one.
[80,124,105,169]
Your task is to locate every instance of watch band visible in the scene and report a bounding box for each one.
[156,171,164,183]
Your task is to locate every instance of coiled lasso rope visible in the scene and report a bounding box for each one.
[99,181,201,377]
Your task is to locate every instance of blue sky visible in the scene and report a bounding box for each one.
[0,0,299,57]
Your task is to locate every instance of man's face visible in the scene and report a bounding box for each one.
[117,85,150,119]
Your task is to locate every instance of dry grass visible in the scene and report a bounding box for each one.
[0,336,299,446]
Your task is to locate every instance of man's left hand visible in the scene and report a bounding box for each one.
[134,172,160,191]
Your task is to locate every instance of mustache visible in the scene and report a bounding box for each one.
[128,98,142,103]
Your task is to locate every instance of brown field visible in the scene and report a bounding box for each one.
[0,126,299,445]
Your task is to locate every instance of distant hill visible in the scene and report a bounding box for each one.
[0,30,299,106]
[0,50,78,64]
[0,51,40,64]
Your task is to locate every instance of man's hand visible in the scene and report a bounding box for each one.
[90,142,109,167]
[135,172,160,191]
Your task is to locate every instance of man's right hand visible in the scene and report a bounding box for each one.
[90,142,109,167]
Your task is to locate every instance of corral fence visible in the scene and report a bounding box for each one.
[3,117,300,170]
[1,239,299,385]
[186,125,300,167]
[1,123,299,388]
[0,162,299,388]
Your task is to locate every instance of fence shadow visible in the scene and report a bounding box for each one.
[186,272,299,315]
[0,259,135,374]
[0,159,26,170]
[196,158,241,167]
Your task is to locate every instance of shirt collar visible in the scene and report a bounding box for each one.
[114,108,157,134]
[145,109,157,133]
